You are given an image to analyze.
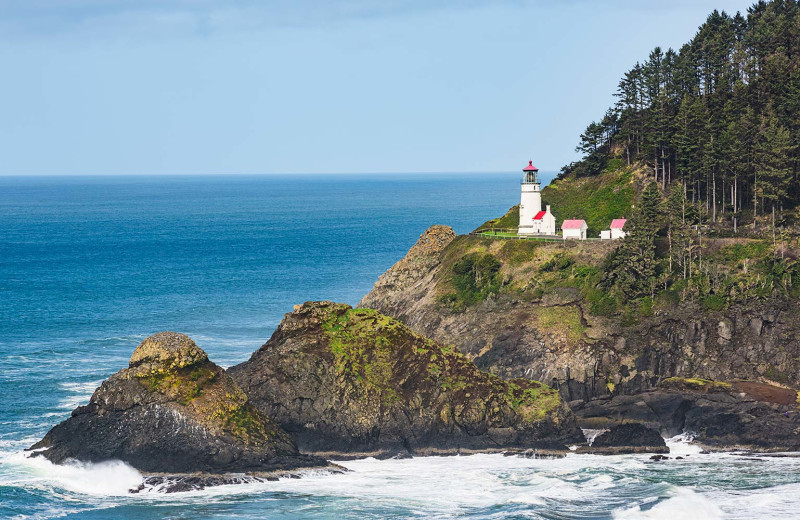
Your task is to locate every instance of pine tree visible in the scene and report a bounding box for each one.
[601,182,662,299]
[755,106,794,218]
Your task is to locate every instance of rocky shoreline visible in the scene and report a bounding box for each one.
[30,226,799,492]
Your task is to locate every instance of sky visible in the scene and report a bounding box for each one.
[0,0,757,175]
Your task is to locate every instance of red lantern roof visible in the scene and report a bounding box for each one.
[523,160,539,172]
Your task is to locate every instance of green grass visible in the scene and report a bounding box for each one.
[476,231,520,238]
[542,168,635,236]
[713,240,771,262]
[475,205,519,232]
[506,380,562,422]
[535,306,585,343]
[661,377,732,391]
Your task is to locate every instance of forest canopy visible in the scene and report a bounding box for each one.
[563,0,800,227]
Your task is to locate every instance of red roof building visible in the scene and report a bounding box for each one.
[561,219,587,229]
[533,211,546,220]
[610,219,627,229]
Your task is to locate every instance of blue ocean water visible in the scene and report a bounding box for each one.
[3,172,800,520]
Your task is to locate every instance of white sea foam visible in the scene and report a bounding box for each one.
[613,487,724,520]
[664,432,703,457]
[3,448,800,519]
[713,482,800,520]
[1,450,143,496]
[57,380,102,410]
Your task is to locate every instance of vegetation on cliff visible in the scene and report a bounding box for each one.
[128,332,284,444]
[476,205,520,232]
[468,167,799,319]
[542,166,637,236]
[229,302,582,456]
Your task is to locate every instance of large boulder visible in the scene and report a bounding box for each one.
[588,423,668,454]
[228,302,584,457]
[30,332,328,476]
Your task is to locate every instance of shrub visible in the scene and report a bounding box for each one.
[702,294,726,311]
[441,253,504,309]
[540,253,574,273]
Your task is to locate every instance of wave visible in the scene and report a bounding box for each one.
[3,449,800,519]
[613,487,724,520]
[57,380,103,411]
[1,451,143,496]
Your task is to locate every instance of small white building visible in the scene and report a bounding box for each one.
[610,219,627,239]
[562,219,588,240]
[600,230,611,240]
[531,205,557,235]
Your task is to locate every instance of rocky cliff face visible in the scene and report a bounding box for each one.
[30,332,327,476]
[228,301,583,457]
[359,226,800,447]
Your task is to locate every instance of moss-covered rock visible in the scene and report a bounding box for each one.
[660,377,732,393]
[31,332,328,475]
[229,302,583,457]
[129,331,208,371]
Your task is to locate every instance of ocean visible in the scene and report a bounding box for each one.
[2,173,800,520]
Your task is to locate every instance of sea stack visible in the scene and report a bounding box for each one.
[228,301,584,458]
[30,332,327,476]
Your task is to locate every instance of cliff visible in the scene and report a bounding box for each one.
[359,226,800,449]
[30,332,329,479]
[228,301,583,457]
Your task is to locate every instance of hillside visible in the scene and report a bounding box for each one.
[360,224,800,399]
[563,1,800,229]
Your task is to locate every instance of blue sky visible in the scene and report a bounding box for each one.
[0,0,756,175]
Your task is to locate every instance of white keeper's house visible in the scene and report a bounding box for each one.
[517,161,556,236]
[562,219,588,240]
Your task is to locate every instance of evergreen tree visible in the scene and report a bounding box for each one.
[754,106,794,217]
[601,182,662,298]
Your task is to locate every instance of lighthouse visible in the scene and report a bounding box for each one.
[518,160,556,235]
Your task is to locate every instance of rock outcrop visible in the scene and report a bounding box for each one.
[228,301,584,457]
[360,229,800,400]
[587,423,668,454]
[30,332,329,478]
[574,378,800,451]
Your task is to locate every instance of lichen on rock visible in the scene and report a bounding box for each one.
[30,332,327,475]
[129,331,208,371]
[228,301,583,457]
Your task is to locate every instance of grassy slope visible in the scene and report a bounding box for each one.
[433,235,615,343]
[542,166,637,236]
[475,205,519,232]
[464,162,795,320]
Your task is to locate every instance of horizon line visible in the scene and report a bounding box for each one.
[0,169,560,178]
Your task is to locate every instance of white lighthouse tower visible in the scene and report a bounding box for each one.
[518,160,542,235]
[518,160,557,236]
